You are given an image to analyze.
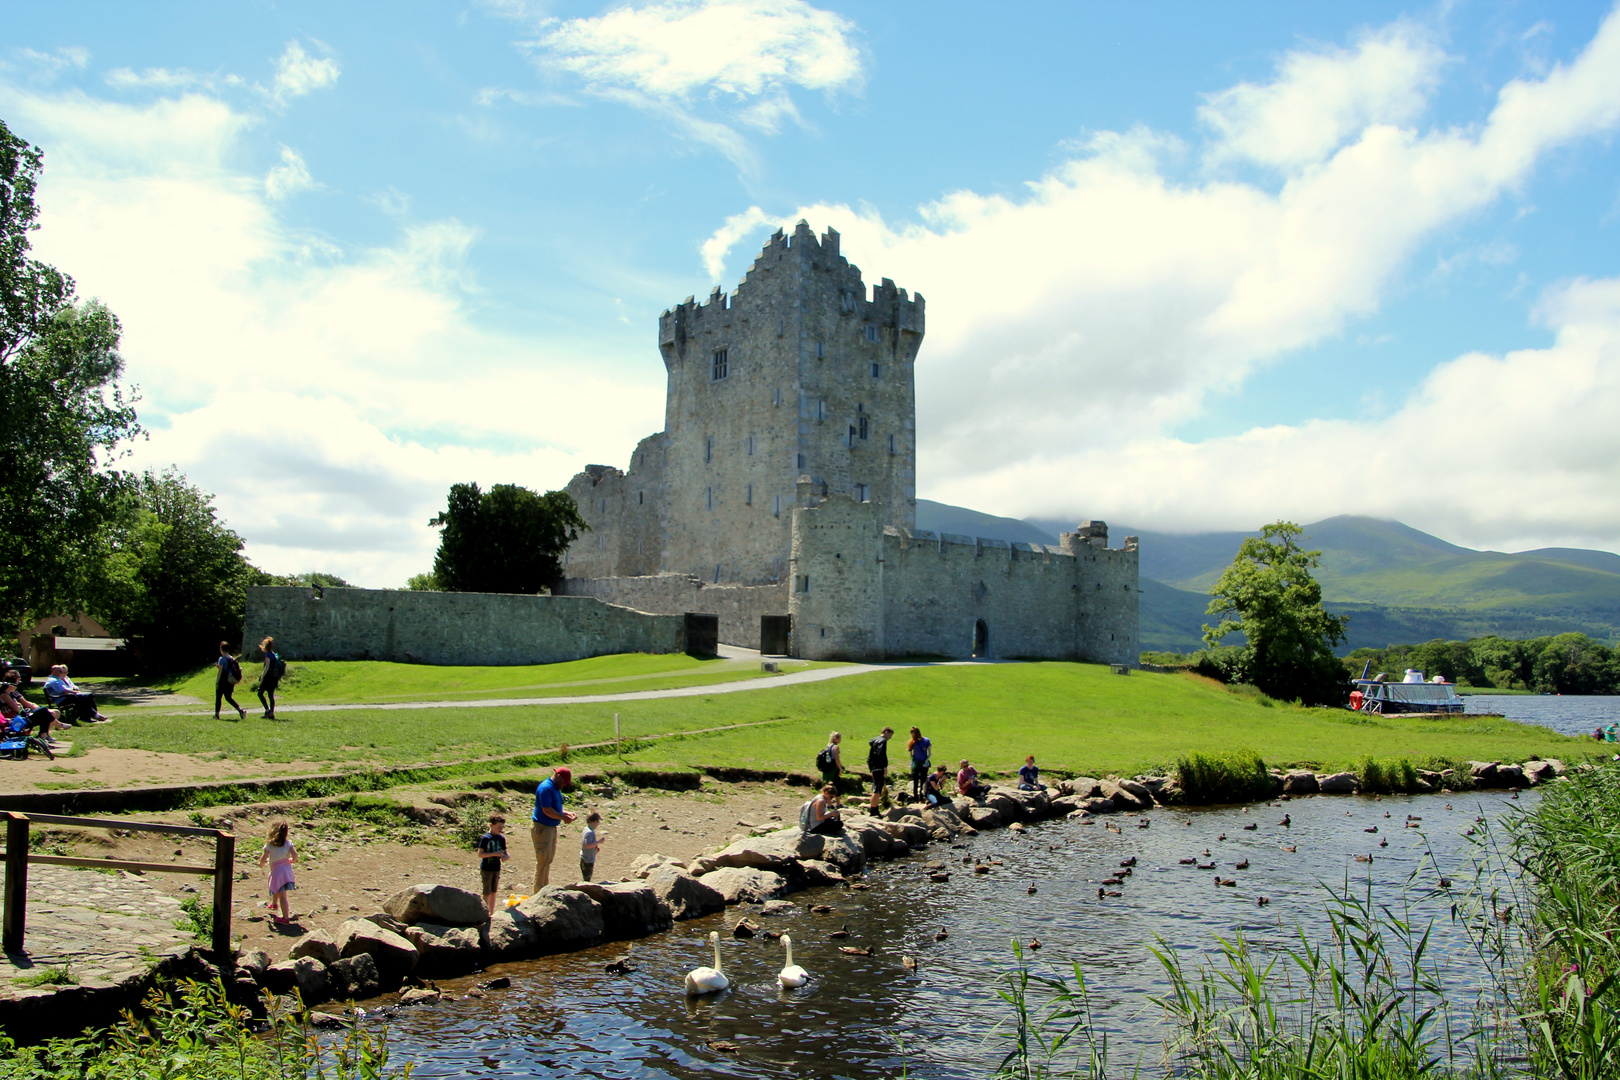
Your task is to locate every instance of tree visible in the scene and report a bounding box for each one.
[405,572,440,591]
[1204,521,1350,706]
[1531,633,1619,695]
[0,119,141,632]
[98,469,259,672]
[429,482,588,594]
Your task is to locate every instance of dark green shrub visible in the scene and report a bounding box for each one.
[1176,749,1272,804]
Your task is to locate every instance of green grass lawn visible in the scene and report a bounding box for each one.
[72,661,1593,779]
[99,653,831,706]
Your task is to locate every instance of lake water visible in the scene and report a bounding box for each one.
[376,790,1527,1079]
[1466,693,1620,737]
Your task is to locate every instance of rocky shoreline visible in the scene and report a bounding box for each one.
[217,754,1568,1024]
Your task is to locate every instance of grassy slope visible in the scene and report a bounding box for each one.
[111,653,830,705]
[76,662,1590,778]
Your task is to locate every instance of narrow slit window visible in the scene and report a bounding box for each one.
[704,435,713,464]
[865,325,879,342]
[815,341,825,359]
[858,414,869,440]
[855,483,869,502]
[637,490,644,505]
[773,387,783,407]
[870,362,880,378]
[888,434,896,455]
[746,483,753,505]
[772,494,783,517]
[712,348,728,380]
[705,487,713,510]
[795,574,810,593]
[746,434,755,456]
[797,452,806,469]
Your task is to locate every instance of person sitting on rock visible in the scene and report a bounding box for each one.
[1017,755,1046,792]
[805,784,844,835]
[957,759,990,800]
[924,764,949,806]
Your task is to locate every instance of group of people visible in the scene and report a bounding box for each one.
[805,727,1050,834]
[214,638,285,720]
[2,663,111,748]
[468,766,607,916]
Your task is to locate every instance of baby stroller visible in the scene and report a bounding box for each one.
[0,713,54,761]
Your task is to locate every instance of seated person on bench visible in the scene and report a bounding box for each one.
[42,664,108,724]
[1,671,64,742]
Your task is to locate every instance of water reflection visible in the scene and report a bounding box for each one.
[376,790,1525,1078]
[1467,692,1620,737]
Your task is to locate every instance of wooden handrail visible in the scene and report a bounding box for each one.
[2,811,235,960]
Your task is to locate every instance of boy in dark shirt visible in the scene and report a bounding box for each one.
[475,814,510,916]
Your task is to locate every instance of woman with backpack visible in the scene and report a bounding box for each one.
[816,732,843,789]
[907,726,931,801]
[257,636,285,719]
[214,641,246,721]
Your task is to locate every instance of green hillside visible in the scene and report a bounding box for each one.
[925,503,1620,652]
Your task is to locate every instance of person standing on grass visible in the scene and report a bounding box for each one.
[213,641,246,720]
[817,731,843,789]
[866,726,894,812]
[257,636,285,719]
[257,818,297,926]
[475,814,509,917]
[907,726,931,801]
[531,766,576,891]
[580,811,602,881]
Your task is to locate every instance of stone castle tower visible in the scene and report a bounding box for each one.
[559,222,1139,664]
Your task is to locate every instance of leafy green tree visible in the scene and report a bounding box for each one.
[0,119,141,632]
[405,571,440,591]
[261,570,352,588]
[1205,521,1350,706]
[98,469,259,672]
[1532,633,1619,695]
[429,482,588,594]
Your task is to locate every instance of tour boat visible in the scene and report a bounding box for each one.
[1350,667,1465,714]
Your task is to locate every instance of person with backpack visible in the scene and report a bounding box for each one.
[907,726,931,801]
[257,636,286,719]
[866,726,894,811]
[816,731,843,789]
[214,641,246,720]
[800,783,843,835]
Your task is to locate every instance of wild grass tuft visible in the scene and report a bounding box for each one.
[1175,749,1272,804]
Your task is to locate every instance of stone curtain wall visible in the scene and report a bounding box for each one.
[244,587,685,666]
[789,496,1141,665]
[559,575,788,653]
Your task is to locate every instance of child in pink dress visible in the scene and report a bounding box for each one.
[257,819,297,925]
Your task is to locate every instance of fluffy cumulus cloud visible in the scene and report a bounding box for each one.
[703,7,1620,547]
[5,83,660,586]
[270,41,339,106]
[488,0,861,170]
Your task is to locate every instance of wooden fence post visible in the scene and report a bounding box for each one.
[3,812,28,954]
[212,831,234,962]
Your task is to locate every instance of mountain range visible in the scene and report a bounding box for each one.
[914,500,1620,654]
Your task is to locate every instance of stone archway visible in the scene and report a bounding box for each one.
[972,618,990,658]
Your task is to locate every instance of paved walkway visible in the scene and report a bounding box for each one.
[1,864,195,1000]
[155,657,1011,717]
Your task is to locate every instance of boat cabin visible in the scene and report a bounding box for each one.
[1350,669,1465,714]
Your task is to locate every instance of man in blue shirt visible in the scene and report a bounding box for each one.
[531,766,576,891]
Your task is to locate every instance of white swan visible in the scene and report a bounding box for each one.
[778,934,809,988]
[684,930,730,996]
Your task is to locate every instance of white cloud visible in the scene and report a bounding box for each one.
[7,84,661,586]
[270,41,339,107]
[696,5,1620,544]
[264,145,316,201]
[492,0,860,171]
[701,204,772,277]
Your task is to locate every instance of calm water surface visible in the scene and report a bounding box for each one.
[375,791,1527,1079]
[1466,692,1620,737]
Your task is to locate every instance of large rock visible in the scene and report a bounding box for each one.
[690,826,866,877]
[237,948,271,980]
[1469,761,1500,785]
[983,789,1023,820]
[1101,778,1153,811]
[920,806,969,838]
[1494,763,1527,788]
[384,884,488,927]
[882,820,932,847]
[1079,796,1118,815]
[1316,772,1360,794]
[327,953,381,1001]
[793,859,846,888]
[1059,777,1101,798]
[289,929,342,966]
[292,956,330,1004]
[336,918,420,989]
[1047,795,1089,816]
[647,870,726,921]
[1543,758,1568,777]
[628,853,687,879]
[965,805,1002,829]
[262,960,299,995]
[1281,770,1319,796]
[1523,760,1557,785]
[483,909,538,955]
[700,866,786,904]
[514,886,604,951]
[566,880,673,939]
[401,923,482,976]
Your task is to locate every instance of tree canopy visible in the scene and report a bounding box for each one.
[429,482,588,594]
[0,119,141,633]
[1204,521,1350,706]
[1348,632,1620,694]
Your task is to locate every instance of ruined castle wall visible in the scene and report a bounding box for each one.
[563,435,669,581]
[560,575,788,652]
[879,531,1085,660]
[244,586,684,666]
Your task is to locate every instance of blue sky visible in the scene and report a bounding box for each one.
[4,0,1620,585]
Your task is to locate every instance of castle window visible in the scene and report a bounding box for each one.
[871,362,880,378]
[712,348,728,380]
[797,452,806,469]
[858,414,869,440]
[795,574,810,593]
[638,490,644,505]
[704,436,713,464]
[714,564,723,583]
[746,434,755,456]
[773,387,783,407]
[865,325,879,342]
[706,487,713,510]
[888,434,896,455]
[746,483,753,505]
[816,341,825,359]
[847,425,856,448]
[817,400,827,422]
[841,291,855,312]
[772,494,783,517]
[855,483,869,502]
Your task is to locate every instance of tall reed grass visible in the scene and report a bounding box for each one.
[1175,749,1273,804]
